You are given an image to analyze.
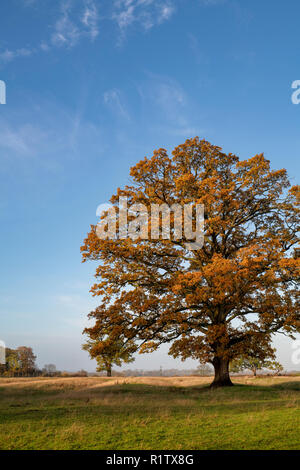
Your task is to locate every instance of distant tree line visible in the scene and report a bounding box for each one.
[82,330,284,378]
[0,347,38,377]
[119,366,214,377]
[0,347,92,378]
[0,345,284,379]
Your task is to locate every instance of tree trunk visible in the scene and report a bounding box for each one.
[252,368,256,377]
[210,357,233,388]
[107,366,112,377]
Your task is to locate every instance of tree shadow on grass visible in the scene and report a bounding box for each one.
[1,380,300,428]
[269,381,300,391]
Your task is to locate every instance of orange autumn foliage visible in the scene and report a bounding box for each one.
[81,138,299,387]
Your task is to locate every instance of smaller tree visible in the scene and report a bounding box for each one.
[76,369,88,377]
[195,363,213,376]
[43,364,57,376]
[230,356,283,377]
[17,347,37,376]
[83,336,135,377]
[0,348,19,376]
[266,361,284,376]
[6,349,20,376]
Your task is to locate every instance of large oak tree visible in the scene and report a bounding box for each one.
[81,138,299,387]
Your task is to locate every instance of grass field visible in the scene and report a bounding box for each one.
[0,375,299,450]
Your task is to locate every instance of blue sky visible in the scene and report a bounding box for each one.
[0,0,299,371]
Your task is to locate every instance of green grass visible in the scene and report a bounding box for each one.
[0,377,299,450]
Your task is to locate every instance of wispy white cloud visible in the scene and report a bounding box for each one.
[158,2,175,22]
[40,41,50,52]
[113,0,175,36]
[81,0,99,40]
[188,33,208,66]
[1,0,175,64]
[0,120,47,155]
[0,47,34,63]
[103,89,130,120]
[138,73,205,138]
[0,94,104,167]
[144,74,186,116]
[0,0,99,63]
[51,1,80,47]
[113,1,135,31]
[51,0,99,48]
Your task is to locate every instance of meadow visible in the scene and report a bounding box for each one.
[0,376,299,450]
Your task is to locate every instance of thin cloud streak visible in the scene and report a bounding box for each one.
[1,0,175,64]
[51,0,99,48]
[112,0,175,38]
[103,89,131,121]
[137,73,205,138]
[0,0,100,63]
[0,47,34,63]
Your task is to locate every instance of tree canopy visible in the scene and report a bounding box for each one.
[82,138,299,387]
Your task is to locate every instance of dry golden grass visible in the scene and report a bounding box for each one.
[1,374,299,390]
[0,375,299,450]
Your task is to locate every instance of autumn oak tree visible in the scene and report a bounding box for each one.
[82,138,299,387]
